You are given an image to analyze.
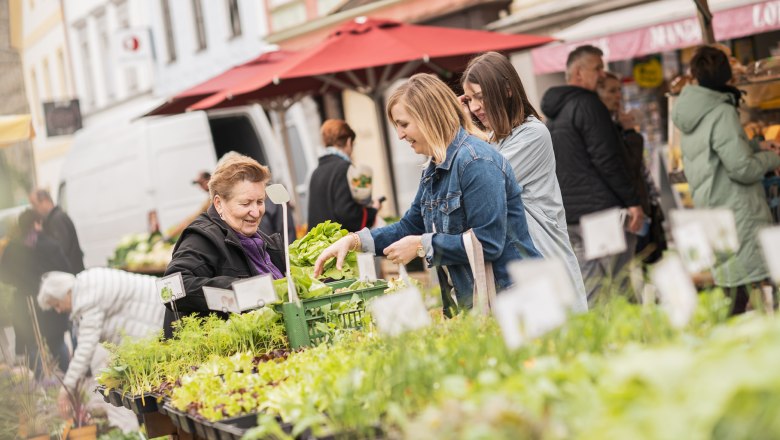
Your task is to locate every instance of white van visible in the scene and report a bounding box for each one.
[60,104,317,267]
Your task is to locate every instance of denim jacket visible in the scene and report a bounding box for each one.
[358,127,540,310]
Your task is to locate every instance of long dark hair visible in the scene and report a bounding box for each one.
[462,51,539,142]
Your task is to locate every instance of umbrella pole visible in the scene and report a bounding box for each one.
[274,108,303,227]
[373,93,400,215]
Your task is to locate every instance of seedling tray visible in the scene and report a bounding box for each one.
[108,389,124,407]
[126,393,159,414]
[95,386,110,404]
[277,278,387,349]
[164,403,196,434]
[211,413,293,440]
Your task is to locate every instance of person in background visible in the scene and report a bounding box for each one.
[0,209,71,373]
[461,51,587,312]
[163,153,286,338]
[165,171,214,240]
[38,268,165,432]
[597,72,667,264]
[314,74,540,313]
[307,119,382,232]
[671,45,780,314]
[28,188,84,272]
[540,45,644,303]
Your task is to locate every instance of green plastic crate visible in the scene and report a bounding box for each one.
[278,278,387,349]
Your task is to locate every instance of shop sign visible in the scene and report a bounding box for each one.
[532,0,780,75]
[42,99,82,137]
[633,57,664,88]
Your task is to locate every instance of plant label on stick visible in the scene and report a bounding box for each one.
[759,226,780,284]
[495,278,567,350]
[650,254,697,329]
[357,253,377,281]
[369,287,430,337]
[203,286,240,314]
[670,209,739,253]
[232,274,277,311]
[265,183,296,303]
[580,208,626,260]
[157,272,185,304]
[507,258,577,309]
[671,222,715,274]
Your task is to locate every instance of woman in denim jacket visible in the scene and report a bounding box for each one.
[314,73,540,313]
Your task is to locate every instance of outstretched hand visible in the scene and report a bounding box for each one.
[313,236,353,278]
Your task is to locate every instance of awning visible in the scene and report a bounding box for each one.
[531,0,779,74]
[0,114,34,148]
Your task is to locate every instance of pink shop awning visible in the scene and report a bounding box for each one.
[531,0,780,74]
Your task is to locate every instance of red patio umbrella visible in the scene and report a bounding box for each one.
[188,17,553,111]
[184,18,552,212]
[144,50,295,116]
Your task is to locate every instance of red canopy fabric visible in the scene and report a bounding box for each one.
[187,17,554,111]
[145,50,295,116]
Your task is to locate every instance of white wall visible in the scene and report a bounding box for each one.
[63,0,155,117]
[510,50,566,120]
[151,0,274,98]
[20,0,76,197]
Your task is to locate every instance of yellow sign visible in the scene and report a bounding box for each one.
[633,58,664,88]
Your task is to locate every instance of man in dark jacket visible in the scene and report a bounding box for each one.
[540,45,644,302]
[29,188,85,272]
[0,209,71,373]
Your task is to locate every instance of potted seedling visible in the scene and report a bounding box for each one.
[60,377,97,440]
[11,364,60,440]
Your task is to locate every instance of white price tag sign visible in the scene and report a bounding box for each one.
[357,253,377,281]
[650,254,698,329]
[670,209,739,253]
[580,208,627,260]
[495,278,567,350]
[672,222,715,273]
[232,274,278,311]
[759,226,780,284]
[507,258,577,309]
[203,286,240,314]
[156,272,185,304]
[368,288,431,337]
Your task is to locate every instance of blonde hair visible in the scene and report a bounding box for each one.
[386,73,485,164]
[209,153,271,200]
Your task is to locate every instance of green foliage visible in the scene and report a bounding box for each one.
[289,221,357,281]
[97,308,287,397]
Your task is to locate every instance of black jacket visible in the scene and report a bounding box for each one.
[307,155,377,232]
[541,86,640,223]
[619,124,652,216]
[43,206,85,272]
[162,205,286,338]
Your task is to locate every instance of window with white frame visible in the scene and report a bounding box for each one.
[115,0,138,93]
[42,57,53,100]
[75,24,95,107]
[161,0,177,62]
[96,11,115,101]
[192,0,207,51]
[56,48,67,97]
[227,0,242,38]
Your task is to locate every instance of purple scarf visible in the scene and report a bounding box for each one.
[237,233,284,279]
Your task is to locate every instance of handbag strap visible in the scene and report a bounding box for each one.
[462,229,496,315]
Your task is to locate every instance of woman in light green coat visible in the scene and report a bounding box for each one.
[672,46,780,312]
